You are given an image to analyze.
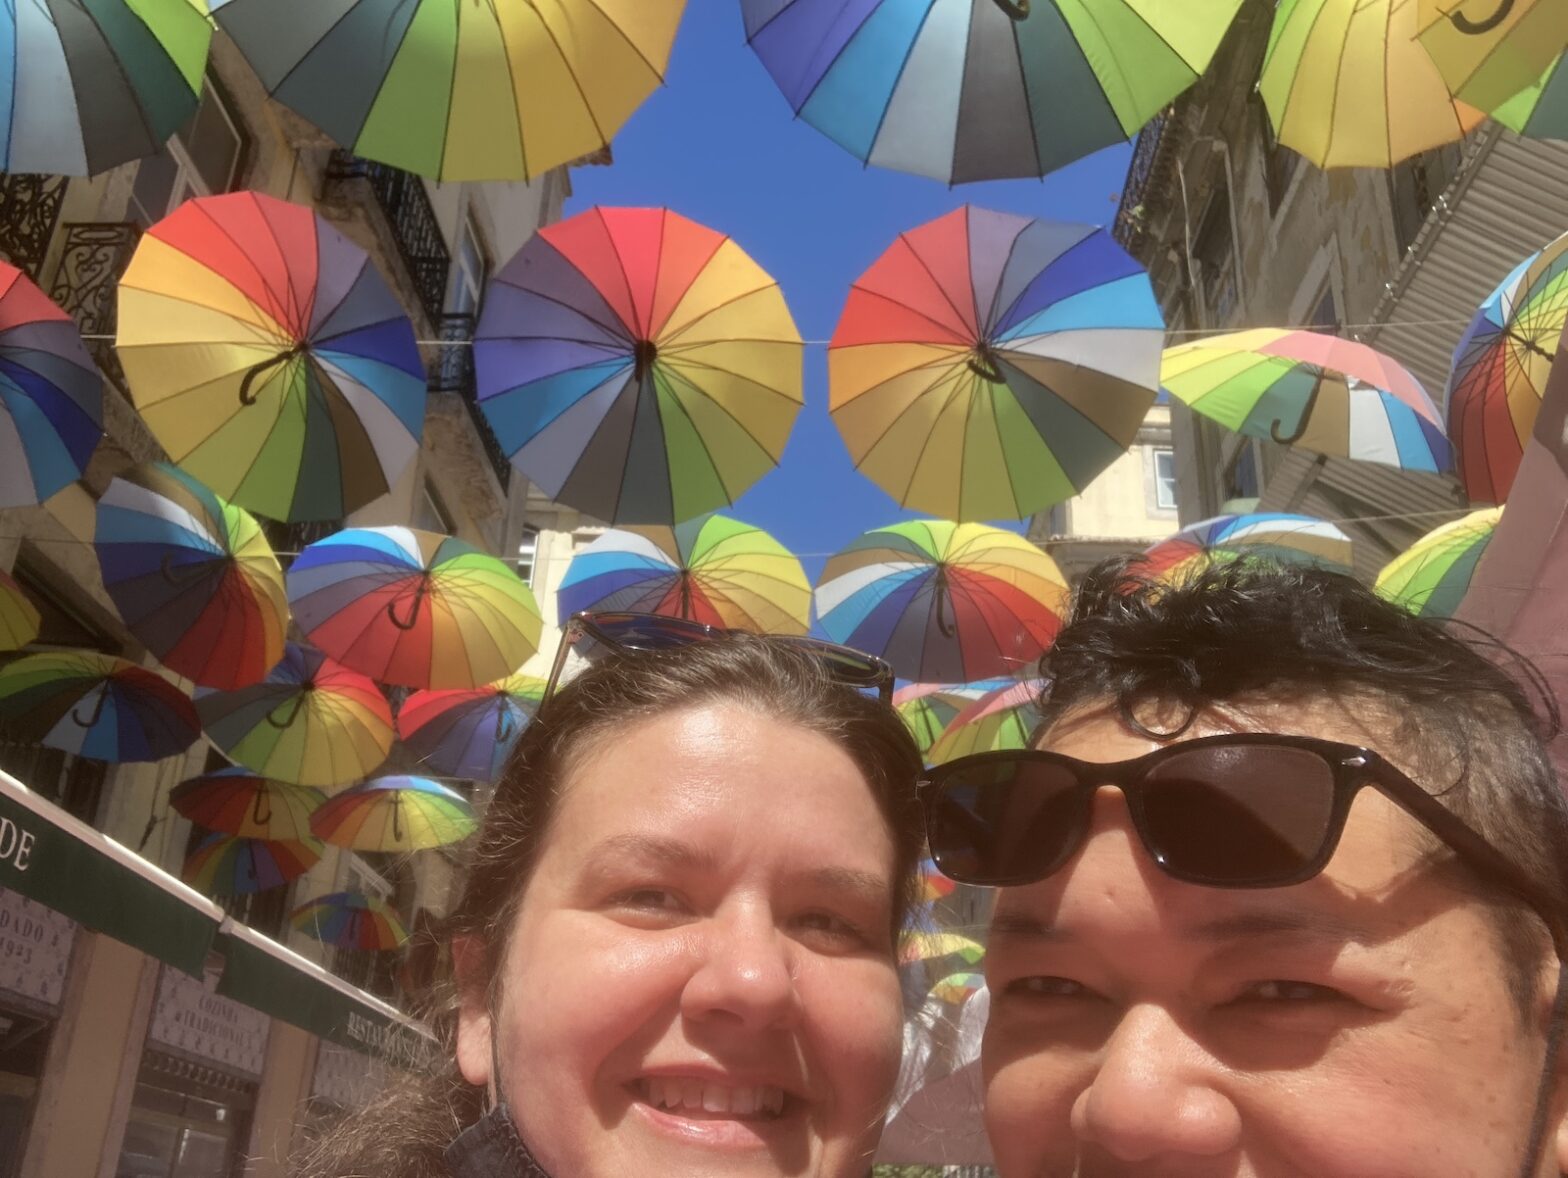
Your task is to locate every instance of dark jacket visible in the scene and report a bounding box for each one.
[445,1105,553,1178]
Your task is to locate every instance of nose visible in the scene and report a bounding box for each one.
[680,904,801,1032]
[1070,1004,1242,1162]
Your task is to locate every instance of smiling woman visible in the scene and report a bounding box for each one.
[294,634,924,1178]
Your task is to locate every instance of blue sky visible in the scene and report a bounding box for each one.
[566,0,1133,583]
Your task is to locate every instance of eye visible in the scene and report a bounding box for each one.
[610,887,687,914]
[1005,975,1096,1000]
[792,911,870,951]
[1233,980,1344,1004]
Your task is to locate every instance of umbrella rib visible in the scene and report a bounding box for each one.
[1005,14,1045,179]
[846,361,970,474]
[73,0,160,159]
[654,351,804,405]
[897,372,974,508]
[657,283,795,348]
[657,363,787,465]
[484,281,636,347]
[531,6,612,152]
[580,0,670,82]
[859,1,943,165]
[898,228,984,342]
[656,370,734,508]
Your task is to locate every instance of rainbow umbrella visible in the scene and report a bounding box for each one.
[894,679,1011,757]
[1,0,211,175]
[1139,513,1355,582]
[397,673,546,783]
[195,642,393,787]
[169,767,325,842]
[1416,0,1568,112]
[474,207,803,525]
[742,0,1243,183]
[211,0,684,182]
[288,527,542,691]
[291,891,409,951]
[817,521,1068,683]
[1376,506,1502,618]
[0,570,40,652]
[1446,231,1568,504]
[557,515,811,636]
[309,775,476,853]
[183,831,323,895]
[0,651,198,763]
[899,931,984,967]
[116,192,426,523]
[929,678,1045,765]
[931,971,986,1004]
[830,207,1163,522]
[917,857,958,905]
[1161,329,1451,473]
[1489,52,1568,139]
[0,261,102,507]
[95,463,288,690]
[1260,0,1485,168]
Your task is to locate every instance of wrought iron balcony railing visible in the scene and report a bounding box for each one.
[0,174,70,280]
[326,152,451,328]
[1113,109,1172,253]
[431,312,511,493]
[49,222,142,382]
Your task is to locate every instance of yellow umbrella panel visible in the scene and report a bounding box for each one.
[1417,1,1568,111]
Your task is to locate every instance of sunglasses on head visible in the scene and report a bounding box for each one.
[542,611,895,707]
[923,733,1564,940]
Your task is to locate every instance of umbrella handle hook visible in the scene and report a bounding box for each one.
[966,346,1006,384]
[71,686,108,729]
[934,568,957,640]
[990,0,1029,18]
[252,786,272,829]
[391,792,404,845]
[160,552,210,586]
[1269,367,1325,446]
[495,704,514,744]
[388,578,429,631]
[265,692,306,729]
[239,346,305,407]
[1506,327,1557,362]
[633,338,659,382]
[1450,0,1512,34]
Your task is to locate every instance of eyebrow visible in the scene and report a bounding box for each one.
[990,908,1372,948]
[583,834,891,905]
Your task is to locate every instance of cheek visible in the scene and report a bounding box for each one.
[981,1027,1081,1170]
[800,961,905,1113]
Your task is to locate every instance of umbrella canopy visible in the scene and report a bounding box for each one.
[931,971,986,1004]
[1161,329,1451,473]
[894,678,1012,757]
[1376,506,1502,618]
[817,521,1068,683]
[557,515,811,635]
[899,931,984,966]
[928,677,1045,764]
[1,0,211,175]
[917,856,958,904]
[0,261,102,507]
[397,673,546,783]
[1416,0,1568,111]
[742,0,1243,183]
[195,642,393,787]
[169,767,325,842]
[0,651,197,763]
[291,891,409,951]
[830,207,1163,522]
[1260,0,1485,168]
[1139,512,1355,582]
[474,206,803,525]
[116,191,426,523]
[1489,52,1568,139]
[95,462,288,690]
[183,830,323,895]
[211,0,684,182]
[0,570,40,652]
[1446,231,1568,503]
[309,775,476,853]
[288,526,542,690]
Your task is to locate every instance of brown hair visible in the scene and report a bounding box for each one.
[294,634,924,1178]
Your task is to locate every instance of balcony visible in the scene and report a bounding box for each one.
[48,222,142,382]
[1113,109,1179,257]
[430,312,511,493]
[0,174,70,279]
[325,151,451,327]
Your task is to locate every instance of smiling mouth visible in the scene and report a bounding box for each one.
[635,1078,789,1120]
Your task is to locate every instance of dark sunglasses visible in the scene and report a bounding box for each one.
[923,733,1565,943]
[543,611,895,707]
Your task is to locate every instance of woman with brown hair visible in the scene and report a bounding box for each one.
[296,618,925,1178]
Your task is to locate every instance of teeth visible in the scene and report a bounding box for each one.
[641,1079,787,1118]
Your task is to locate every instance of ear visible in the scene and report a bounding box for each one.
[452,934,493,1089]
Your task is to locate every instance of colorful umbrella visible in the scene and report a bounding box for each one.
[1138,513,1355,582]
[169,767,325,842]
[931,971,986,1004]
[928,678,1045,765]
[309,775,476,853]
[183,831,323,895]
[116,191,426,522]
[287,527,542,691]
[211,0,684,182]
[1489,52,1568,140]
[830,207,1164,522]
[917,857,958,905]
[195,642,393,787]
[1446,231,1568,503]
[0,261,102,507]
[0,651,197,763]
[894,679,1012,757]
[557,515,811,636]
[397,673,546,783]
[1260,0,1485,168]
[95,463,288,690]
[1161,329,1451,473]
[817,521,1069,683]
[0,570,40,652]
[474,207,803,525]
[1416,0,1568,112]
[899,931,984,967]
[1,0,211,175]
[742,0,1243,183]
[1375,506,1502,618]
[291,891,409,951]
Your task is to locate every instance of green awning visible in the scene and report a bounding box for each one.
[0,770,221,976]
[215,921,435,1067]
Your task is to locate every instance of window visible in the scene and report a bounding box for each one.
[1388,142,1463,258]
[1152,448,1178,510]
[129,78,247,226]
[450,215,489,319]
[515,526,539,587]
[413,481,453,535]
[1194,190,1238,327]
[1227,440,1260,500]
